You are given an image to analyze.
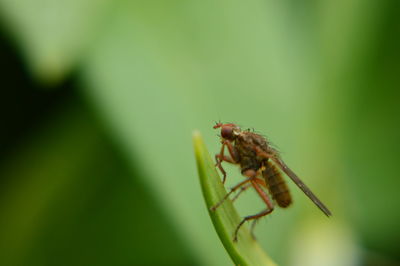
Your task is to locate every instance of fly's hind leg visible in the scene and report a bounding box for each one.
[234,207,274,242]
[250,220,258,240]
[233,177,274,242]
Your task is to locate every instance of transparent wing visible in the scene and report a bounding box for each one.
[272,157,332,217]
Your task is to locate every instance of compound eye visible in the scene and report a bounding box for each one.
[221,126,234,140]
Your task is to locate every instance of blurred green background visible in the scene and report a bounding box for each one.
[0,0,399,265]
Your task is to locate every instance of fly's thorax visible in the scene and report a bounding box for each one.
[235,134,265,173]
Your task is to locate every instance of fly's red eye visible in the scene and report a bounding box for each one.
[221,126,234,140]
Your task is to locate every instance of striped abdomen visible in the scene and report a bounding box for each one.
[263,162,292,208]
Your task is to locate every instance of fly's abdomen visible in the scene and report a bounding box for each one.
[263,162,292,208]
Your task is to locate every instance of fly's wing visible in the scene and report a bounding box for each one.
[272,157,332,216]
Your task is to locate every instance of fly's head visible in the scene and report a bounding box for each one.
[213,122,241,141]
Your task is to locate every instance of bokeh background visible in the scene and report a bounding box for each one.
[0,0,399,265]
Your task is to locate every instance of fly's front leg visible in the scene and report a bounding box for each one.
[215,140,238,184]
[215,148,227,183]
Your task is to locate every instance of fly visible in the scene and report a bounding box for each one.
[211,122,331,241]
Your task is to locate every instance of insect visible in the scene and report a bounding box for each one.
[212,122,331,241]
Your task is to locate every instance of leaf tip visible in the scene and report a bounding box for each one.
[192,130,201,139]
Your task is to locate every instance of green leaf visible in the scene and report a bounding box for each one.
[193,131,276,266]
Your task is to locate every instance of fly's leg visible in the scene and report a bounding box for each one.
[225,140,238,161]
[231,176,265,203]
[234,207,274,242]
[231,183,252,203]
[249,175,269,239]
[234,177,274,242]
[215,141,228,182]
[216,155,236,164]
[211,176,265,211]
[215,140,238,184]
[210,178,252,211]
[250,220,258,240]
